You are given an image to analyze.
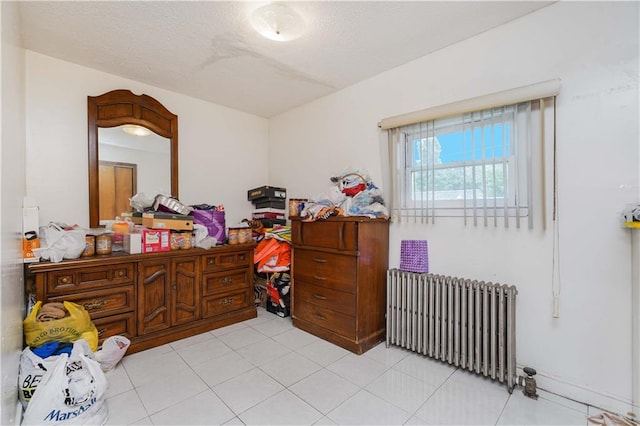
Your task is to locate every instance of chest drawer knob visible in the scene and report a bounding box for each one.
[117,270,125,277]
[208,258,216,265]
[58,276,71,284]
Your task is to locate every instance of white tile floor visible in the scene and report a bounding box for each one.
[104,308,594,425]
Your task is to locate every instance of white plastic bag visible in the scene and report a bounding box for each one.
[22,340,108,426]
[18,347,61,409]
[193,223,216,249]
[94,335,130,372]
[33,223,86,263]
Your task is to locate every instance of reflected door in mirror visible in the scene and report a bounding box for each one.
[99,161,137,222]
[88,90,178,228]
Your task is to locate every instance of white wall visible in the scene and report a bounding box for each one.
[269,2,639,414]
[1,2,27,424]
[25,52,269,228]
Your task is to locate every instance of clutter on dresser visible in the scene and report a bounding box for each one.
[300,168,389,221]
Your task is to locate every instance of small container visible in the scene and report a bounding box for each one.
[228,228,240,245]
[96,233,112,255]
[237,227,251,244]
[111,221,129,252]
[289,198,307,217]
[180,232,192,250]
[170,232,181,250]
[81,235,95,257]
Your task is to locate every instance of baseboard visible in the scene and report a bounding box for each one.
[516,366,637,419]
[14,401,22,426]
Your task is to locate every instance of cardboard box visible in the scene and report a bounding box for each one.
[123,233,142,254]
[253,199,287,209]
[22,197,40,263]
[247,186,287,201]
[120,211,143,225]
[252,208,286,220]
[139,229,170,253]
[142,212,193,231]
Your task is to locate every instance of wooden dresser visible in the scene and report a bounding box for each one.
[291,217,389,354]
[25,245,256,354]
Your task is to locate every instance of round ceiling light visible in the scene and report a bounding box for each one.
[122,124,152,137]
[250,3,305,42]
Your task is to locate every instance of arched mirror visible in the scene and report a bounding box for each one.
[88,90,178,227]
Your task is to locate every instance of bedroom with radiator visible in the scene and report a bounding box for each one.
[2,1,639,425]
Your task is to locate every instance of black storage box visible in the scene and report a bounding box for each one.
[248,186,287,201]
[253,199,287,209]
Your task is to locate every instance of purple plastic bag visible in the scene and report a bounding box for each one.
[191,210,226,243]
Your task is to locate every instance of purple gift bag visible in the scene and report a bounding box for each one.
[191,210,226,244]
[399,240,429,273]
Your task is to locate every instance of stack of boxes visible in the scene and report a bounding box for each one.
[247,186,287,227]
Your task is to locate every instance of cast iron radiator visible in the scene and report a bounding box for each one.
[386,268,518,392]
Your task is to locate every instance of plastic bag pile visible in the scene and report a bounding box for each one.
[300,169,389,221]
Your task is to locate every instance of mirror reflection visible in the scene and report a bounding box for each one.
[98,126,171,224]
[88,89,178,228]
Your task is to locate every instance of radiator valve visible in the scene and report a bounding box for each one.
[522,367,539,400]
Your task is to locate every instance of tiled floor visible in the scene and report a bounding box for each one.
[104,308,594,425]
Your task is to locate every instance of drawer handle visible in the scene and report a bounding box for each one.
[219,277,233,285]
[117,270,125,277]
[314,313,326,321]
[239,254,246,261]
[220,297,234,306]
[312,293,327,300]
[208,258,216,265]
[83,299,107,311]
[313,258,327,263]
[59,277,70,284]
[313,275,327,281]
[97,328,107,337]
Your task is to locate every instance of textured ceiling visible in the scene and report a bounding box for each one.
[17,1,552,118]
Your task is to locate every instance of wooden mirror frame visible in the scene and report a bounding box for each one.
[88,89,178,228]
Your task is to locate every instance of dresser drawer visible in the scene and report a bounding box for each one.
[201,250,251,272]
[46,263,135,294]
[293,250,357,293]
[92,312,136,344]
[202,289,251,318]
[295,300,355,338]
[203,269,250,296]
[295,282,355,316]
[292,220,357,251]
[47,285,135,319]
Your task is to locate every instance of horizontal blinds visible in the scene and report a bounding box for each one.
[379,79,560,130]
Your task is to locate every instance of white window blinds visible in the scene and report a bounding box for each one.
[382,80,559,228]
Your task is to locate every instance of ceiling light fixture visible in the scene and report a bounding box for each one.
[250,3,305,42]
[122,124,151,137]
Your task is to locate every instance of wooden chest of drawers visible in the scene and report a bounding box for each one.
[25,245,256,354]
[291,217,389,354]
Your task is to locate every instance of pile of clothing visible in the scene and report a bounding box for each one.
[300,169,389,221]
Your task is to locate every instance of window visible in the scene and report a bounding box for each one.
[382,81,559,228]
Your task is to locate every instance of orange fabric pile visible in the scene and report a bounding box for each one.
[254,238,291,273]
